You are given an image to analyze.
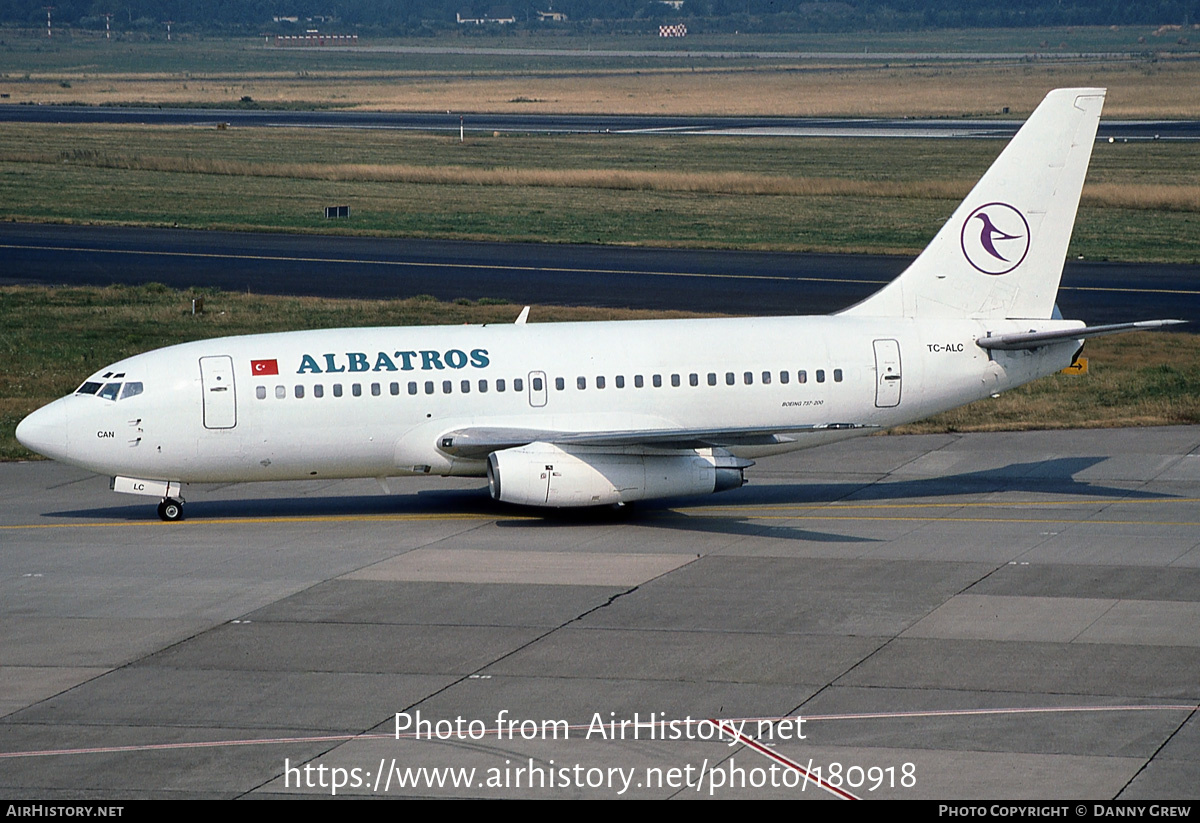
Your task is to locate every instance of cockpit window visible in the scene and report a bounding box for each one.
[77,380,144,400]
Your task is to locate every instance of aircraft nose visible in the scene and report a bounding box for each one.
[15,399,70,461]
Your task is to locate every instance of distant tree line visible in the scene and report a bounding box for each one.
[2,0,1195,35]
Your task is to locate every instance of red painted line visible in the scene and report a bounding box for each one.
[712,719,859,800]
[798,704,1199,723]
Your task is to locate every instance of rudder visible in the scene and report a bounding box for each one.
[841,88,1106,320]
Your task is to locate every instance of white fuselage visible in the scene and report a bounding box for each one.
[18,314,1081,486]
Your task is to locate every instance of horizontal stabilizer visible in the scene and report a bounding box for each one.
[438,423,876,459]
[977,319,1187,351]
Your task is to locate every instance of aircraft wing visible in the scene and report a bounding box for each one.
[976,319,1186,351]
[436,422,876,459]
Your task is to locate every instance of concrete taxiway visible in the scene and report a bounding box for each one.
[1,427,1198,799]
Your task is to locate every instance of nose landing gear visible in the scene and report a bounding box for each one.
[157,497,184,522]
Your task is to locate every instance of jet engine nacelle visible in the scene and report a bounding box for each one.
[486,442,746,508]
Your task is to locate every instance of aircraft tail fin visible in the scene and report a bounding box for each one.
[840,88,1106,320]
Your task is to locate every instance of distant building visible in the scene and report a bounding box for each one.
[659,23,687,37]
[537,10,568,21]
[456,9,516,24]
[272,15,338,25]
[659,0,684,9]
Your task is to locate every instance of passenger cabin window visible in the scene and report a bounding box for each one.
[762,372,771,385]
[834,369,843,382]
[596,376,606,389]
[670,374,680,388]
[653,374,662,388]
[816,370,826,383]
[496,378,506,392]
[424,381,434,395]
[275,386,286,399]
[780,371,790,385]
[390,382,400,396]
[408,382,418,395]
[479,379,488,393]
[295,385,305,399]
[555,377,565,391]
[371,383,381,397]
[352,383,363,397]
[726,372,735,386]
[256,386,266,400]
[514,378,524,392]
[689,373,698,387]
[334,384,344,397]
[577,376,586,390]
[635,375,644,388]
[442,380,452,394]
[744,372,753,385]
[798,371,807,384]
[708,373,717,386]
[314,384,324,398]
[461,380,470,394]
[616,375,625,389]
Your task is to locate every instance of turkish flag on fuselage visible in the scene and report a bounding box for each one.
[251,359,279,376]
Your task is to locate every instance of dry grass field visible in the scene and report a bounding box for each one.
[10,62,1200,118]
[3,32,1199,118]
[8,145,1198,213]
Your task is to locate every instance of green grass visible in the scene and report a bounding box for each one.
[4,284,1198,460]
[1,125,1198,261]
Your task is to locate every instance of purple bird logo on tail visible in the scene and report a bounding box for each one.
[960,202,1031,275]
[974,212,1021,261]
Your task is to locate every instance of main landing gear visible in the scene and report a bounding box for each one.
[157,497,184,522]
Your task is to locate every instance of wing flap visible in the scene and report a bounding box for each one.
[437,423,875,459]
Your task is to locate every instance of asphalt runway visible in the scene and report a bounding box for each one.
[3,105,1198,141]
[2,427,1198,799]
[4,223,1198,325]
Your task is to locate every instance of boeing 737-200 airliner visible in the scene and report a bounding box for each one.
[16,88,1183,520]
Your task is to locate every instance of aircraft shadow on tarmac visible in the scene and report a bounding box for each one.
[45,456,1168,532]
[495,505,879,543]
[722,456,1170,506]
